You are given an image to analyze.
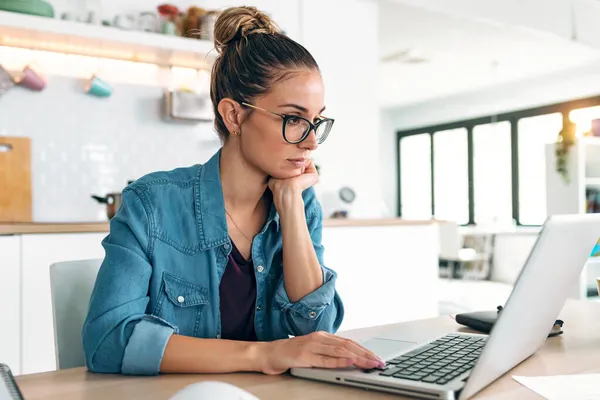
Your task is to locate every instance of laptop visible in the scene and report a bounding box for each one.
[291,214,600,400]
[0,364,23,400]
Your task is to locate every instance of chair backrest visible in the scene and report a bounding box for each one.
[49,259,102,370]
[438,221,463,260]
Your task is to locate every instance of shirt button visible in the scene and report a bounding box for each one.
[224,243,231,251]
[216,333,221,339]
[257,265,264,273]
[256,305,262,311]
[309,311,317,319]
[177,296,185,303]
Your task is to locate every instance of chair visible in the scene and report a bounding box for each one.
[49,259,102,370]
[438,221,492,279]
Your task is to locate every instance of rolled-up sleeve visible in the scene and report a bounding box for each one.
[82,188,175,375]
[274,207,344,336]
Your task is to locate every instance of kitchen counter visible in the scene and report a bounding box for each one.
[0,218,437,235]
[0,222,111,235]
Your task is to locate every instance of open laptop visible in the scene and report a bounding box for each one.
[291,214,600,400]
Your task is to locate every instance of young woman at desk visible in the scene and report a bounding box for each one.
[82,6,384,376]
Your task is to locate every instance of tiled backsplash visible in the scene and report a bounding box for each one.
[0,74,220,222]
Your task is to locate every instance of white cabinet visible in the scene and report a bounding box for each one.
[20,233,106,375]
[0,235,21,374]
[545,137,600,215]
[323,224,439,332]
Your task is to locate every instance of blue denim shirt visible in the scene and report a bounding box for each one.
[82,149,344,375]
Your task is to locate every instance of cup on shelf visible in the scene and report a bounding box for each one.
[137,12,159,32]
[14,65,46,91]
[85,75,112,97]
[113,13,137,30]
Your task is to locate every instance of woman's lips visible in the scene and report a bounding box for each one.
[287,158,307,168]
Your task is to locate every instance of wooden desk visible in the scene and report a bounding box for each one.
[15,300,600,400]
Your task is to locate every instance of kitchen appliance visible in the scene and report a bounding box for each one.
[91,193,121,220]
[0,137,32,222]
[91,181,133,220]
[164,89,213,121]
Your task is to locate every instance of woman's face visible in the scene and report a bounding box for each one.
[239,69,325,180]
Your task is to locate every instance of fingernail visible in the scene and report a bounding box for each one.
[378,361,386,368]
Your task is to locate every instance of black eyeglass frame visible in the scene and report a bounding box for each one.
[241,102,334,144]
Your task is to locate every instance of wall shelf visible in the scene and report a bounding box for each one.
[0,11,215,69]
[586,178,600,188]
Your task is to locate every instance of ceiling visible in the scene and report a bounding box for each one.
[379,0,600,107]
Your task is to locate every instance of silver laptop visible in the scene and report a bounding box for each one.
[291,214,600,400]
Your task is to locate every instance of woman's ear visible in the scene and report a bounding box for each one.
[218,98,244,135]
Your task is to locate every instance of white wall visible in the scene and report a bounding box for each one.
[0,73,220,221]
[301,0,385,218]
[380,110,398,217]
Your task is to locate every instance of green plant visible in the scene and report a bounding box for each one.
[555,120,577,184]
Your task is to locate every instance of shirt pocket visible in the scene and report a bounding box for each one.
[153,271,209,336]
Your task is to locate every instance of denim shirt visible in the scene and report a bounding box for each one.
[81,149,344,376]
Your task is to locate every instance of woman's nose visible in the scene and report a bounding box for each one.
[300,129,318,150]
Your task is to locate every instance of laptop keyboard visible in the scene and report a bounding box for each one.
[366,334,487,385]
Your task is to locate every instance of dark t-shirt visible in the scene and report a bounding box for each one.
[218,240,258,341]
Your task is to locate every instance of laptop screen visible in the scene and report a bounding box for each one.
[0,364,23,400]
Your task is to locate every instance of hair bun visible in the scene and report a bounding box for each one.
[213,6,280,54]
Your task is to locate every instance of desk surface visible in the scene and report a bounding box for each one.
[16,300,600,400]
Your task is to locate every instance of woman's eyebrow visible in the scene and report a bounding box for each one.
[279,104,327,114]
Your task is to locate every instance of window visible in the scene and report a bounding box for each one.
[473,121,512,224]
[396,95,600,225]
[399,134,432,219]
[518,113,562,225]
[433,128,469,224]
[569,105,600,136]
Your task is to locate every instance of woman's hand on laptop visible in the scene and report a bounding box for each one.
[258,331,385,375]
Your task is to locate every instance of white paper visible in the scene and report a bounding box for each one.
[513,374,600,400]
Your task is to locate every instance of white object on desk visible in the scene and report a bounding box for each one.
[169,381,259,400]
[514,374,600,400]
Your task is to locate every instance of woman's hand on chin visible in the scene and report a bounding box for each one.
[268,160,318,213]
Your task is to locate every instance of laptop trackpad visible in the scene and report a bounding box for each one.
[360,338,418,361]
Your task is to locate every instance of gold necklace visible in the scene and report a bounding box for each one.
[225,209,253,242]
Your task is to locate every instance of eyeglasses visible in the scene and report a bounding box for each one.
[241,102,334,144]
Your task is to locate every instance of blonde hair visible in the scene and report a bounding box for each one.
[210,6,319,141]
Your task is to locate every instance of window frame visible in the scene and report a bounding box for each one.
[396,95,600,226]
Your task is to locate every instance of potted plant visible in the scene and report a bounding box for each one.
[555,119,577,184]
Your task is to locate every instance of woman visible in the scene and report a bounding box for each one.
[82,6,384,376]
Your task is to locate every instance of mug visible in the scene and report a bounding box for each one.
[138,12,158,32]
[15,66,46,91]
[113,13,136,30]
[85,75,112,97]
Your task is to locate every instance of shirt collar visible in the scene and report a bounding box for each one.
[195,149,280,250]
